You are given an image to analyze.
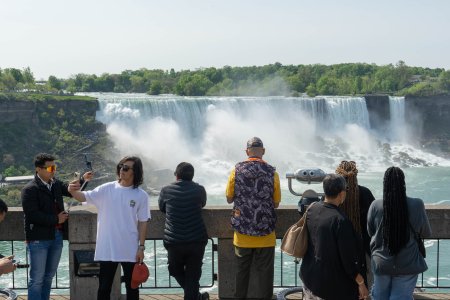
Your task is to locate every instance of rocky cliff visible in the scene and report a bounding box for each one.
[405,95,450,155]
[365,94,450,156]
[0,95,107,172]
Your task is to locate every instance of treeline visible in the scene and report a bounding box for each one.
[1,61,450,96]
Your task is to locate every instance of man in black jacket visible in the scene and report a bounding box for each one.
[21,153,91,300]
[158,162,209,300]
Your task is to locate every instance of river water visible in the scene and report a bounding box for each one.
[2,93,449,293]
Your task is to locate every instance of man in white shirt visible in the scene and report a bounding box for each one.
[69,156,150,300]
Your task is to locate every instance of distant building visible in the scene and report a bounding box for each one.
[0,175,34,187]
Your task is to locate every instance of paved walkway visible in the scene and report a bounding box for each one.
[12,293,450,299]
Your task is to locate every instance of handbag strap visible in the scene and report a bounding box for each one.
[296,201,318,225]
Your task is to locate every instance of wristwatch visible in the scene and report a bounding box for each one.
[138,244,145,251]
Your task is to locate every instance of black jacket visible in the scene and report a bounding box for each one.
[21,175,71,241]
[358,185,375,256]
[158,180,207,244]
[300,202,364,300]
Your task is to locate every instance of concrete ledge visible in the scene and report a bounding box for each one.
[2,205,449,240]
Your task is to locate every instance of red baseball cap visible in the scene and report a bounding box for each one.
[131,262,149,289]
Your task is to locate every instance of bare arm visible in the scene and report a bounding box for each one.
[136,221,148,263]
[68,181,87,202]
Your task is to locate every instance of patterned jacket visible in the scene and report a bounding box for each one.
[231,159,276,236]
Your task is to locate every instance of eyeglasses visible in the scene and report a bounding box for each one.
[119,163,133,172]
[41,165,56,172]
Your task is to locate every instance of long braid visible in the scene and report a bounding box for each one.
[336,161,361,234]
[382,166,409,255]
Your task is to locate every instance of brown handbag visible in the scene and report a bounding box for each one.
[280,202,317,258]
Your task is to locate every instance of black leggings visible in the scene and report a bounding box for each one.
[97,261,138,300]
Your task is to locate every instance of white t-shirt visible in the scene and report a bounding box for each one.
[83,181,150,262]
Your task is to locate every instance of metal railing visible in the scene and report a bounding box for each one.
[1,238,449,292]
[0,239,216,291]
[140,238,216,289]
[0,240,69,291]
[276,238,450,290]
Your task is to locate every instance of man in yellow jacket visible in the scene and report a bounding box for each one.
[226,137,281,299]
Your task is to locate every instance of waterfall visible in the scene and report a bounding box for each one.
[96,94,370,140]
[389,96,407,142]
[86,93,450,196]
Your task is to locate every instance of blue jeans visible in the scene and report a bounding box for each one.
[27,230,63,300]
[371,273,418,300]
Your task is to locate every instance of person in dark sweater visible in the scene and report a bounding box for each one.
[300,174,368,300]
[158,162,209,300]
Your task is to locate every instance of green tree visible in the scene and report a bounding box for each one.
[48,75,62,90]
[148,81,162,95]
[438,70,450,91]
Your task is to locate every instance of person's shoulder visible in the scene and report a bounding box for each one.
[191,181,205,189]
[103,181,116,188]
[358,185,372,193]
[22,178,37,189]
[407,196,425,207]
[369,199,383,210]
[91,181,116,192]
[371,198,383,205]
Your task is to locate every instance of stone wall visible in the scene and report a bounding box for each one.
[364,95,390,131]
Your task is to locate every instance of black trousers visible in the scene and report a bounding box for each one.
[97,261,138,300]
[164,241,207,300]
[234,246,275,300]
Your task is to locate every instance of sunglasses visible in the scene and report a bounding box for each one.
[41,165,57,172]
[119,163,133,172]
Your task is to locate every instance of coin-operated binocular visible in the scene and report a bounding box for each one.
[286,168,326,216]
[286,168,326,196]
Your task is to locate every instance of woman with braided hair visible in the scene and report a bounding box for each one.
[367,166,431,299]
[336,161,375,288]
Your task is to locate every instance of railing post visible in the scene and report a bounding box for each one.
[217,238,235,299]
[68,207,121,300]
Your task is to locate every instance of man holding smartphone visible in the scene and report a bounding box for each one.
[69,155,150,300]
[21,153,92,300]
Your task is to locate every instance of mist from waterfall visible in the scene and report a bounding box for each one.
[89,93,450,197]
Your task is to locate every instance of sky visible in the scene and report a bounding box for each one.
[1,0,450,80]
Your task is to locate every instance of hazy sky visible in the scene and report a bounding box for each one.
[2,0,449,80]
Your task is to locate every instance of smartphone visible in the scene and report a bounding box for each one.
[74,171,89,191]
[80,154,92,191]
[74,172,81,182]
[12,260,29,268]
